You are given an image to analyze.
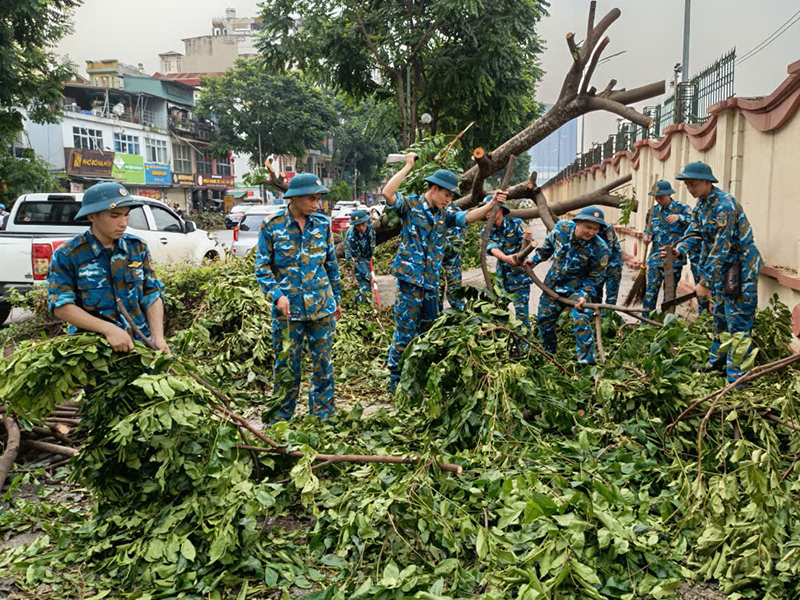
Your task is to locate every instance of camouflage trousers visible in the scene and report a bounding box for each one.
[536,294,596,365]
[708,274,758,383]
[507,285,531,332]
[642,263,684,314]
[689,260,710,313]
[439,267,466,311]
[272,315,335,421]
[353,262,373,306]
[599,266,623,305]
[388,280,439,391]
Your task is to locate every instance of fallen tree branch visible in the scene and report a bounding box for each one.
[595,310,606,363]
[480,154,516,292]
[22,438,77,458]
[509,174,633,220]
[0,416,21,491]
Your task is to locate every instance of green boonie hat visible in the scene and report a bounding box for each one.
[480,194,509,215]
[675,161,718,183]
[573,206,607,226]
[350,210,369,225]
[75,182,142,219]
[649,180,677,196]
[283,173,331,199]
[424,169,462,197]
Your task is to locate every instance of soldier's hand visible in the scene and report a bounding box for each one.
[334,304,342,321]
[493,190,508,205]
[660,246,680,260]
[643,235,651,244]
[503,255,517,266]
[276,296,291,317]
[104,325,134,353]
[575,296,587,310]
[405,153,418,167]
[152,337,171,354]
[523,231,532,242]
[695,284,712,299]
[665,214,679,224]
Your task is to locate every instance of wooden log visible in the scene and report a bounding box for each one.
[0,416,21,491]
[22,439,78,458]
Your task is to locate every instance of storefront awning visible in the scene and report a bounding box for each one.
[229,190,248,198]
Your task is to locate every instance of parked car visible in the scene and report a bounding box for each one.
[1,192,226,325]
[225,204,251,229]
[231,206,285,257]
[330,202,376,234]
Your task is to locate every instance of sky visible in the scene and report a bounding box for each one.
[56,0,800,154]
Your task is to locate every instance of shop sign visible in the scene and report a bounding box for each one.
[172,173,195,187]
[144,163,172,186]
[111,153,145,184]
[195,174,234,189]
[64,148,114,177]
[138,187,163,200]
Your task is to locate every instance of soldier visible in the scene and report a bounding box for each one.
[595,221,623,305]
[642,180,692,315]
[255,173,342,420]
[344,210,376,306]
[381,153,505,392]
[524,206,609,365]
[439,215,466,311]
[483,195,533,330]
[46,182,168,353]
[666,162,762,383]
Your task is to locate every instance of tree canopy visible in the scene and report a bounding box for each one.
[258,0,549,155]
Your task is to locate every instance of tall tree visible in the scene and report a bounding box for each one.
[195,61,339,163]
[258,0,548,151]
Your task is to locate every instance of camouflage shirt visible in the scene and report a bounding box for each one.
[387,192,467,290]
[485,216,532,291]
[47,228,163,338]
[344,225,376,280]
[599,224,624,273]
[676,186,762,288]
[255,208,342,321]
[646,200,692,266]
[442,212,466,275]
[529,220,609,299]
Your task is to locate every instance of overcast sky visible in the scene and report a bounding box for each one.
[56,0,800,152]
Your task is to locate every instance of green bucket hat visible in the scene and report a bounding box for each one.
[675,161,718,183]
[75,182,142,219]
[350,210,369,225]
[424,169,462,197]
[573,206,607,226]
[480,194,510,215]
[648,180,677,196]
[283,173,331,199]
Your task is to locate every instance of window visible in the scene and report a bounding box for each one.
[173,143,192,173]
[150,206,183,232]
[195,149,213,174]
[114,133,140,155]
[216,154,232,176]
[73,127,103,150]
[145,138,168,163]
[127,206,149,231]
[15,200,89,226]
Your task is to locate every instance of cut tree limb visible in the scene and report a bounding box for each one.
[0,416,21,491]
[22,439,77,458]
[509,174,633,221]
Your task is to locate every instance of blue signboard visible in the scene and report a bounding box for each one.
[144,162,173,186]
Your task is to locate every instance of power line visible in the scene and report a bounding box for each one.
[736,8,800,66]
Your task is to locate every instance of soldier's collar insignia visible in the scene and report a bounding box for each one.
[128,261,142,268]
[313,232,323,238]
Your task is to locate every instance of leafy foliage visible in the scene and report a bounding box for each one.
[0,150,66,207]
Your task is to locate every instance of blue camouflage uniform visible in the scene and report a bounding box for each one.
[688,244,710,314]
[344,225,376,306]
[439,218,466,311]
[255,208,342,420]
[47,229,163,338]
[486,216,532,330]
[676,185,762,382]
[528,219,609,365]
[642,199,692,314]
[386,192,467,390]
[594,224,623,305]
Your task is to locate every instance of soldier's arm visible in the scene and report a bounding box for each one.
[675,209,702,259]
[701,203,738,288]
[145,297,169,352]
[526,226,557,267]
[325,223,342,307]
[382,154,417,206]
[139,247,163,311]
[254,224,282,304]
[344,229,354,261]
[581,249,608,300]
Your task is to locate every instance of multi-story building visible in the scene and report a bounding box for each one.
[85,59,147,89]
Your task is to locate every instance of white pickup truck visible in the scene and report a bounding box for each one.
[0,193,226,325]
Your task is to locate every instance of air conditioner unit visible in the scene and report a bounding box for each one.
[91,108,104,117]
[63,103,80,113]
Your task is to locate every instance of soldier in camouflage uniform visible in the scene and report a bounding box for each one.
[688,245,710,314]
[255,173,342,420]
[669,162,762,383]
[524,206,609,365]
[381,153,505,392]
[344,210,376,306]
[439,216,466,311]
[642,180,692,315]
[594,221,623,305]
[483,195,533,330]
[47,182,168,353]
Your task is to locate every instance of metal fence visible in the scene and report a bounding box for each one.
[546,49,736,186]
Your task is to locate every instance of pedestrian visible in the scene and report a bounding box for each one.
[0,204,9,230]
[483,195,533,331]
[667,161,762,383]
[255,173,342,420]
[344,209,376,306]
[46,182,169,353]
[594,220,623,305]
[524,206,609,366]
[641,180,692,316]
[381,153,505,392]
[439,213,466,311]
[173,203,184,218]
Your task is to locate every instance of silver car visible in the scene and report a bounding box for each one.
[230,206,285,257]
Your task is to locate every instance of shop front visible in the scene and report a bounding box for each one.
[193,174,234,213]
[64,148,115,192]
[111,153,145,192]
[143,162,174,205]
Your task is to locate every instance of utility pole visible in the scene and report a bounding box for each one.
[682,0,691,83]
[257,129,266,202]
